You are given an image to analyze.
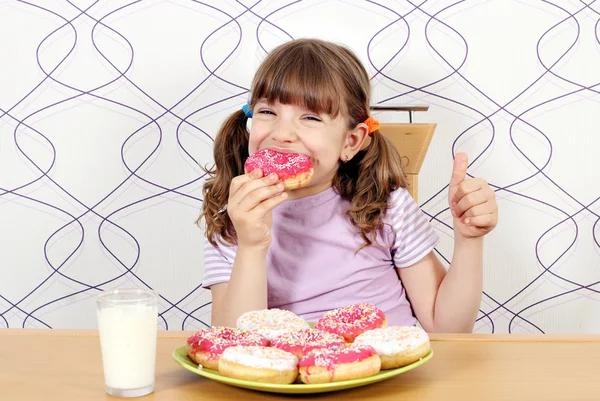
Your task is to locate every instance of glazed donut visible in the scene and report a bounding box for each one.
[236,308,309,342]
[218,345,299,384]
[244,148,314,190]
[298,344,381,384]
[186,327,268,369]
[270,328,346,359]
[315,303,387,342]
[353,326,431,369]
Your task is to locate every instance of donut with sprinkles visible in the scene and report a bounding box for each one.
[298,344,381,384]
[244,148,314,190]
[236,308,309,342]
[270,328,346,359]
[186,327,268,369]
[218,345,299,384]
[353,326,431,369]
[315,303,387,342]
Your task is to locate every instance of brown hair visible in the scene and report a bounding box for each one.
[200,38,406,249]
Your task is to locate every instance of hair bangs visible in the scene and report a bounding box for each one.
[250,46,345,117]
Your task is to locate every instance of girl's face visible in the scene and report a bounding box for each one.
[248,99,352,200]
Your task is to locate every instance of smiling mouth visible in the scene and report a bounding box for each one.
[265,147,306,156]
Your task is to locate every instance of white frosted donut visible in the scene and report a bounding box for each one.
[353,326,430,369]
[236,309,309,342]
[218,345,299,384]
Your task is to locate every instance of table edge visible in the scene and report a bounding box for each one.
[2,329,600,342]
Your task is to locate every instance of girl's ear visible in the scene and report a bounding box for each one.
[341,123,369,162]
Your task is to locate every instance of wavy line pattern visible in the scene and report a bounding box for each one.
[1,0,599,333]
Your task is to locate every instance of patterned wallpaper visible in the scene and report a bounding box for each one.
[1,0,599,333]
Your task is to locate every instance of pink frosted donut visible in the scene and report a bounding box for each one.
[186,327,268,369]
[244,148,314,190]
[315,303,387,343]
[270,328,346,359]
[298,344,381,384]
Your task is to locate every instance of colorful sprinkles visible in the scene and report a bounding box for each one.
[353,326,429,354]
[236,308,309,341]
[298,344,377,370]
[244,149,313,180]
[271,328,346,358]
[315,303,386,342]
[187,326,268,359]
[220,345,299,371]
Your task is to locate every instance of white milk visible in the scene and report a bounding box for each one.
[97,304,158,390]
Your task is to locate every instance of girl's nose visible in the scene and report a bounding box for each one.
[271,122,298,143]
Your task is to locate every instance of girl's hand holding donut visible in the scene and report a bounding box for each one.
[227,169,287,249]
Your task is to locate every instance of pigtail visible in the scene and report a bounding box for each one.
[335,130,407,249]
[199,109,249,247]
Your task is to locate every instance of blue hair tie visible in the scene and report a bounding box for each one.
[242,103,253,118]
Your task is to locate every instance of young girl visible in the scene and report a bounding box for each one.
[200,39,498,333]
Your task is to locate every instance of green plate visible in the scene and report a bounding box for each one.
[172,345,433,394]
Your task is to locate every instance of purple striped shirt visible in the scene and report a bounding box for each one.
[202,187,439,326]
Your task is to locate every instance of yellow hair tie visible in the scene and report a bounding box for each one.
[364,116,380,135]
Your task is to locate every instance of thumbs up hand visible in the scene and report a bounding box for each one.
[448,153,498,239]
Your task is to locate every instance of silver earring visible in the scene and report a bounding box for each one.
[345,155,350,163]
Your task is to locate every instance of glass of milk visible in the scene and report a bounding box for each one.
[96,288,158,397]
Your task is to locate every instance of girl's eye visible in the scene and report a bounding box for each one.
[305,116,322,122]
[258,109,275,115]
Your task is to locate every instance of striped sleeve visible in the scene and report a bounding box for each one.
[202,236,237,289]
[388,188,440,268]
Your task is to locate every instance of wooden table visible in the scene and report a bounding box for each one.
[2,329,600,400]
